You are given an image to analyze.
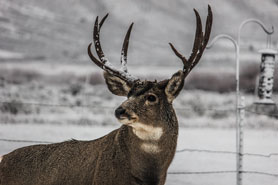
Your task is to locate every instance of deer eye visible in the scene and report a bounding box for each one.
[146,94,157,102]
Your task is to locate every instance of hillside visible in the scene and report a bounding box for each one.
[0,0,277,67]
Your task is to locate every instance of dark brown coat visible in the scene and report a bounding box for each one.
[0,6,212,185]
[0,122,177,185]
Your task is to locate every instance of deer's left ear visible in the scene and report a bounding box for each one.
[165,70,185,103]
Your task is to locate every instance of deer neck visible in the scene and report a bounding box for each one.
[121,121,177,183]
[113,106,178,183]
[126,105,179,154]
[123,114,178,174]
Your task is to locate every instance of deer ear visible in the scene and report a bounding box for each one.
[165,70,185,102]
[104,72,131,96]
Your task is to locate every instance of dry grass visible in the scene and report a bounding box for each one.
[0,64,277,128]
[1,62,276,93]
[185,62,278,93]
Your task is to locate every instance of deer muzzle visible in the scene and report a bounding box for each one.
[115,106,138,124]
[115,106,127,119]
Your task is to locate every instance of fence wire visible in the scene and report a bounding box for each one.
[1,100,278,117]
[0,99,278,179]
[168,170,237,175]
[1,138,277,159]
[241,171,278,178]
[168,170,278,177]
[0,101,115,109]
[1,138,278,178]
[245,109,278,117]
[0,138,53,144]
[176,148,278,158]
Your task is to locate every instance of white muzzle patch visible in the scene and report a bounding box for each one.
[0,156,3,163]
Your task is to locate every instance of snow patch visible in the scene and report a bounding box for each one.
[0,49,23,59]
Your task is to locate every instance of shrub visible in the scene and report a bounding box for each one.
[0,69,41,85]
[88,72,104,85]
[0,100,30,115]
[240,63,260,93]
[185,72,236,93]
[69,83,83,96]
[183,62,277,94]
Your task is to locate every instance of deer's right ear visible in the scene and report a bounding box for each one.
[104,72,131,96]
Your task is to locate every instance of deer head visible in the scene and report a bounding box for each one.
[88,6,213,140]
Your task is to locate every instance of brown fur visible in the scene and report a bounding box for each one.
[0,5,212,182]
[0,72,183,185]
[0,126,177,185]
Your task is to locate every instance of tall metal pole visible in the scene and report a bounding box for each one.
[238,19,274,48]
[207,19,273,184]
[206,34,241,185]
[236,19,274,185]
[238,96,245,184]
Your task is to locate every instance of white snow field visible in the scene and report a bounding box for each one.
[0,124,277,185]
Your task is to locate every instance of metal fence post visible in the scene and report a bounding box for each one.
[236,18,273,185]
[206,34,241,185]
[237,96,245,185]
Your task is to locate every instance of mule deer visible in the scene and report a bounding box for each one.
[0,6,212,185]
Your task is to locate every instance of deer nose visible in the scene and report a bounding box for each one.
[115,106,126,119]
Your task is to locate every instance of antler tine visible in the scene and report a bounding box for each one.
[168,43,187,64]
[88,43,106,69]
[203,5,213,46]
[168,8,203,73]
[169,5,213,77]
[88,14,138,83]
[185,9,203,70]
[99,13,109,30]
[186,5,213,74]
[121,23,134,73]
[93,16,106,61]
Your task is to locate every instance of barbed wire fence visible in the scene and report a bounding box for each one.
[0,140,278,178]
[0,99,278,116]
[0,98,278,181]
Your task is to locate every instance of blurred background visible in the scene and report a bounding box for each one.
[0,0,278,185]
[0,0,277,127]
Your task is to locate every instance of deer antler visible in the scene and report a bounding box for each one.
[121,23,134,73]
[88,14,138,83]
[169,5,213,77]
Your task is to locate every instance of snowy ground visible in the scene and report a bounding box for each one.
[0,124,277,185]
